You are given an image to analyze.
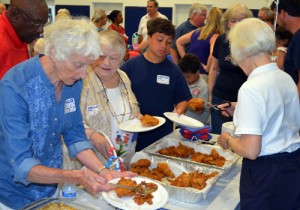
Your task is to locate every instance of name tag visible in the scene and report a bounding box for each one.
[156,75,170,85]
[87,104,100,116]
[64,98,76,114]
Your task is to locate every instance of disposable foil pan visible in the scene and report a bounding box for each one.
[143,136,240,174]
[130,152,223,203]
[20,197,96,210]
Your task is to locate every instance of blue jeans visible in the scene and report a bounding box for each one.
[211,95,233,134]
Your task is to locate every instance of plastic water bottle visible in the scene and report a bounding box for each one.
[132,32,139,51]
[62,183,77,201]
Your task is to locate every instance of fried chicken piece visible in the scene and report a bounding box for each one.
[174,142,195,158]
[169,170,218,190]
[188,98,205,111]
[141,168,165,181]
[169,172,191,187]
[157,146,176,157]
[190,176,207,190]
[131,158,151,168]
[114,177,137,198]
[191,149,226,167]
[206,171,219,180]
[133,193,154,205]
[141,114,159,127]
[130,167,150,175]
[156,162,175,178]
[157,143,195,158]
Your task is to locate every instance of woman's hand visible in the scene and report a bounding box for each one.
[77,169,113,195]
[100,169,137,181]
[217,102,236,117]
[175,101,189,115]
[89,132,111,159]
[78,169,137,196]
[217,132,231,150]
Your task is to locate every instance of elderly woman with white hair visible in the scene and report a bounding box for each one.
[64,30,140,171]
[217,18,300,210]
[92,8,108,32]
[0,18,135,209]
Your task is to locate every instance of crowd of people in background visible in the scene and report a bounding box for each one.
[0,0,299,209]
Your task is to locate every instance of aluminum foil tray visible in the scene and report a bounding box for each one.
[20,197,95,210]
[130,152,224,203]
[143,134,240,174]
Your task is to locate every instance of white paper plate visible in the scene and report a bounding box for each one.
[102,177,169,210]
[164,112,204,128]
[119,117,165,133]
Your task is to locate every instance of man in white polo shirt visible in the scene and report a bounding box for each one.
[137,0,168,43]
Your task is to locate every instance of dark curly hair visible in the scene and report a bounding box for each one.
[275,27,293,47]
[147,18,175,38]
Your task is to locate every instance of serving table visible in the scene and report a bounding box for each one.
[72,128,242,210]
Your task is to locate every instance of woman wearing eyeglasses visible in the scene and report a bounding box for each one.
[208,3,253,134]
[64,30,140,170]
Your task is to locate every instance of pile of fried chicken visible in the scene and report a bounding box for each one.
[157,143,226,167]
[130,159,175,181]
[130,159,219,190]
[114,177,158,205]
[157,142,196,158]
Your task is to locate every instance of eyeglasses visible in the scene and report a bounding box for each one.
[15,6,47,29]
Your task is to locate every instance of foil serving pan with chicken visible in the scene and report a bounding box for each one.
[130,152,223,203]
[143,135,240,174]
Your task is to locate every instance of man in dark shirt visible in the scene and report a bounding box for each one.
[275,0,300,96]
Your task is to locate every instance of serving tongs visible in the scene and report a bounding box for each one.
[110,183,157,195]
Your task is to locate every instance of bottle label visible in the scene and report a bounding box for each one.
[62,191,76,198]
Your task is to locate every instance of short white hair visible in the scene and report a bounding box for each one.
[99,30,126,60]
[34,38,45,54]
[92,8,106,22]
[43,18,102,61]
[189,3,206,17]
[228,18,275,63]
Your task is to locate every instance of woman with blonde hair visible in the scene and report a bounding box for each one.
[176,7,223,81]
[208,3,252,134]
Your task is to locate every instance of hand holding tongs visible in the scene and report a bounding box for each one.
[204,100,232,116]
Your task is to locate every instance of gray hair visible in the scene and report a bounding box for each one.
[189,3,207,17]
[43,18,102,61]
[56,8,71,21]
[99,30,126,60]
[92,8,106,22]
[228,18,275,63]
[259,6,274,17]
[34,38,45,54]
[222,3,253,32]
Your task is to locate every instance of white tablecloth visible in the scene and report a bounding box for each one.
[72,159,241,210]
